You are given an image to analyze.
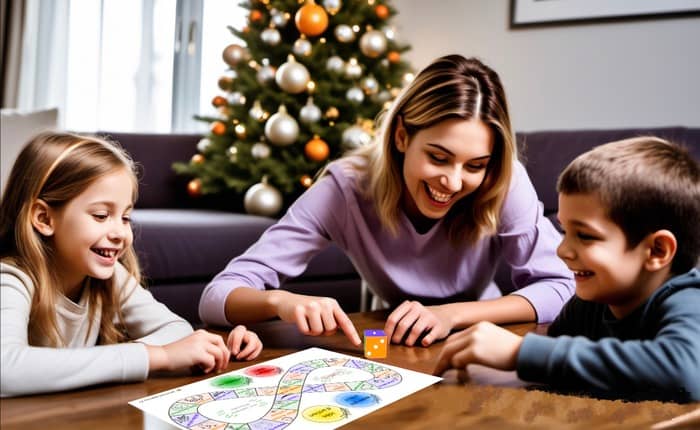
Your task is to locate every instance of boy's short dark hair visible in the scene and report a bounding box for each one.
[557,137,700,274]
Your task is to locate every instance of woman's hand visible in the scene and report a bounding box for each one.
[226,325,263,361]
[275,293,361,346]
[147,329,230,374]
[384,301,454,347]
[433,321,523,376]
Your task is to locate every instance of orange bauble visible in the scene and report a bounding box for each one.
[387,51,401,63]
[211,95,227,107]
[249,9,263,22]
[211,121,227,135]
[304,136,329,162]
[375,4,389,19]
[187,179,202,197]
[295,1,328,37]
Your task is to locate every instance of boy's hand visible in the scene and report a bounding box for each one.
[384,301,453,347]
[433,321,523,376]
[227,325,263,361]
[147,329,231,374]
[276,293,361,346]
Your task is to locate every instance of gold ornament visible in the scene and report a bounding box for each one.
[325,106,339,120]
[222,44,249,67]
[187,179,202,197]
[387,51,401,64]
[211,95,227,107]
[300,174,313,187]
[191,154,205,164]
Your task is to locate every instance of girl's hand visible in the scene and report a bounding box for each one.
[275,293,361,346]
[384,301,454,347]
[433,321,523,376]
[227,325,263,361]
[147,329,230,374]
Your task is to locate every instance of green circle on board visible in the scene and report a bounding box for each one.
[211,374,251,388]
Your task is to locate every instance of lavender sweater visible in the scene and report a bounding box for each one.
[199,158,574,327]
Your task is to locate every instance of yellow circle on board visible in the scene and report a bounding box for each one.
[302,405,348,423]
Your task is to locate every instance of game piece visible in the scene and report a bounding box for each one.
[364,329,388,359]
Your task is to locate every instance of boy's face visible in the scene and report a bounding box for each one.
[556,192,653,317]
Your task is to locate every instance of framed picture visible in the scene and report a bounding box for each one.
[510,0,700,27]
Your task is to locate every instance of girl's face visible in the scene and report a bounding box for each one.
[48,168,134,295]
[395,117,494,223]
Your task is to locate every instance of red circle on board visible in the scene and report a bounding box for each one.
[244,365,282,377]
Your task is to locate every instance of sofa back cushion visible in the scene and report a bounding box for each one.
[517,127,700,217]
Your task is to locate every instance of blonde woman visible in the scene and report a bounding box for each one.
[200,55,574,347]
[0,133,262,397]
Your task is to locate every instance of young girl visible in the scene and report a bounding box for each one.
[199,55,574,347]
[0,132,262,397]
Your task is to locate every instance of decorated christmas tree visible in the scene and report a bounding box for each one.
[174,0,413,216]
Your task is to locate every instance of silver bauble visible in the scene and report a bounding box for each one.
[264,105,299,146]
[270,9,289,27]
[346,87,365,104]
[256,64,276,84]
[222,44,249,67]
[275,56,310,94]
[360,75,379,95]
[372,89,392,104]
[299,97,322,124]
[326,56,344,73]
[249,100,268,122]
[227,91,246,105]
[344,58,362,79]
[359,30,387,58]
[197,138,211,152]
[251,142,271,159]
[261,27,281,46]
[323,0,342,15]
[334,24,355,43]
[244,181,283,217]
[293,38,312,57]
[342,124,372,149]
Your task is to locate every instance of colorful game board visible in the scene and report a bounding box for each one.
[130,347,441,429]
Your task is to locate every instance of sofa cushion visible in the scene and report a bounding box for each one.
[517,127,699,216]
[132,208,357,284]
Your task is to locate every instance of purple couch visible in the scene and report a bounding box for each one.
[102,127,699,326]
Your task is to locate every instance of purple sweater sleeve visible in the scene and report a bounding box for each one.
[499,162,575,323]
[198,172,347,326]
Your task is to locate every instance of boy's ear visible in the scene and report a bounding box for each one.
[644,229,677,272]
[30,199,55,237]
[394,116,409,153]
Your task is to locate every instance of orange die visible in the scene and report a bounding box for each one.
[364,329,387,359]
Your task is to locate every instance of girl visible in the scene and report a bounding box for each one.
[0,132,262,397]
[199,55,574,347]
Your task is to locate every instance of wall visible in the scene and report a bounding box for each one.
[393,1,700,132]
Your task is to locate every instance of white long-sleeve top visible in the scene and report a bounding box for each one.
[1,261,193,397]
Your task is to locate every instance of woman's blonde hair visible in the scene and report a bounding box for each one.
[349,55,516,245]
[0,132,141,347]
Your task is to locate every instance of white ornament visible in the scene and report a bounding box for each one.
[359,30,387,58]
[264,105,299,146]
[342,124,372,149]
[249,100,268,122]
[261,27,281,46]
[244,180,283,217]
[326,56,344,73]
[345,58,362,79]
[372,90,392,104]
[334,24,355,43]
[197,138,211,152]
[275,55,310,94]
[227,91,246,105]
[222,44,249,67]
[346,87,365,104]
[300,97,322,124]
[360,75,379,95]
[323,0,342,15]
[270,9,289,27]
[293,38,312,57]
[257,64,276,84]
[251,142,271,159]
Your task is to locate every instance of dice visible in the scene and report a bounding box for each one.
[364,329,387,359]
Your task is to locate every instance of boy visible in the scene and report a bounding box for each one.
[433,137,700,402]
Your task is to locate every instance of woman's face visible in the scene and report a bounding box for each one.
[395,117,494,222]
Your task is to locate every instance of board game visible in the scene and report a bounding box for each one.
[130,347,441,429]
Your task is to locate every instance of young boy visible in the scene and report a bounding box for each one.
[433,137,700,402]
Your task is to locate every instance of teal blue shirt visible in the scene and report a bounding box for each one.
[517,268,700,402]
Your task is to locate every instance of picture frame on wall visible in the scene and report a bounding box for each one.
[510,0,700,27]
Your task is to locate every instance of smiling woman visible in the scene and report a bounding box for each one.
[198,54,575,350]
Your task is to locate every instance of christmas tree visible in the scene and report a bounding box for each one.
[174,0,413,216]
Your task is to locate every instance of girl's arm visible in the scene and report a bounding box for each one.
[0,273,149,397]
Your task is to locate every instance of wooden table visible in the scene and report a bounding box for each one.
[2,311,698,429]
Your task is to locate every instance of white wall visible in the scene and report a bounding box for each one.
[393,1,700,131]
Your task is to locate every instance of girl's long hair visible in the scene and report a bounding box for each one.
[347,55,517,246]
[0,132,141,347]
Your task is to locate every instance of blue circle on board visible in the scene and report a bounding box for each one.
[334,392,379,408]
